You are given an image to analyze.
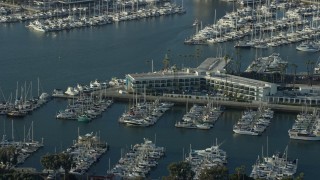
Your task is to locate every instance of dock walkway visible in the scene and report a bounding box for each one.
[89,87,312,113]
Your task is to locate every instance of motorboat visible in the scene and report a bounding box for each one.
[296,41,319,52]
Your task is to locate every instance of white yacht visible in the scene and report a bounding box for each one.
[288,129,320,141]
[65,87,79,96]
[234,40,253,48]
[296,42,319,52]
[233,126,260,136]
[196,123,211,130]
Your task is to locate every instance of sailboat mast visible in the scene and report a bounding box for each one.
[108,158,111,172]
[20,86,23,103]
[152,59,154,73]
[31,121,34,142]
[15,81,18,101]
[24,125,25,143]
[267,136,269,157]
[3,120,5,140]
[12,120,14,142]
[214,9,216,25]
[30,81,33,100]
[182,147,185,160]
[24,81,27,102]
[37,77,40,97]
[144,85,146,103]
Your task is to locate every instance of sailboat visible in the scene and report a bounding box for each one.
[250,143,298,179]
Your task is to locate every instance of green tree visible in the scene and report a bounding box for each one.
[198,165,229,180]
[295,172,304,180]
[40,153,60,170]
[228,165,254,180]
[41,152,76,179]
[0,146,18,167]
[40,154,54,170]
[165,161,195,180]
[305,59,315,86]
[58,153,74,179]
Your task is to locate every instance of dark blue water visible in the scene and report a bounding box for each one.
[1,0,320,179]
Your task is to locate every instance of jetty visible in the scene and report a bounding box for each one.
[66,130,108,175]
[107,138,165,179]
[0,121,43,169]
[119,99,174,127]
[175,102,223,130]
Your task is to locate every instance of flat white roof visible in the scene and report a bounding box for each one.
[209,73,274,88]
[197,57,229,72]
[128,70,199,81]
[127,57,275,88]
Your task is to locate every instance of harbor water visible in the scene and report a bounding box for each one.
[1,0,320,179]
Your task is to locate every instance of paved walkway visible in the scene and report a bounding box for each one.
[97,87,312,113]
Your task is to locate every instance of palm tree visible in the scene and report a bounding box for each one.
[235,165,246,180]
[163,53,170,70]
[59,153,74,179]
[166,161,195,180]
[235,48,242,75]
[195,48,202,66]
[305,60,315,86]
[291,63,298,88]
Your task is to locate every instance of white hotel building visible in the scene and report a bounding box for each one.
[125,57,277,101]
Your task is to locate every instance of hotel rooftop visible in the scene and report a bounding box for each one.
[128,57,271,87]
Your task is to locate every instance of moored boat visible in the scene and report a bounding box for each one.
[296,41,319,52]
[77,114,90,122]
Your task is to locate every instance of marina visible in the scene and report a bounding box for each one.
[55,92,113,122]
[0,121,43,169]
[0,80,50,118]
[66,130,108,175]
[1,0,186,32]
[175,102,223,130]
[233,107,274,136]
[107,137,165,179]
[185,0,320,50]
[250,146,298,179]
[288,108,320,141]
[118,98,174,127]
[185,139,227,179]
